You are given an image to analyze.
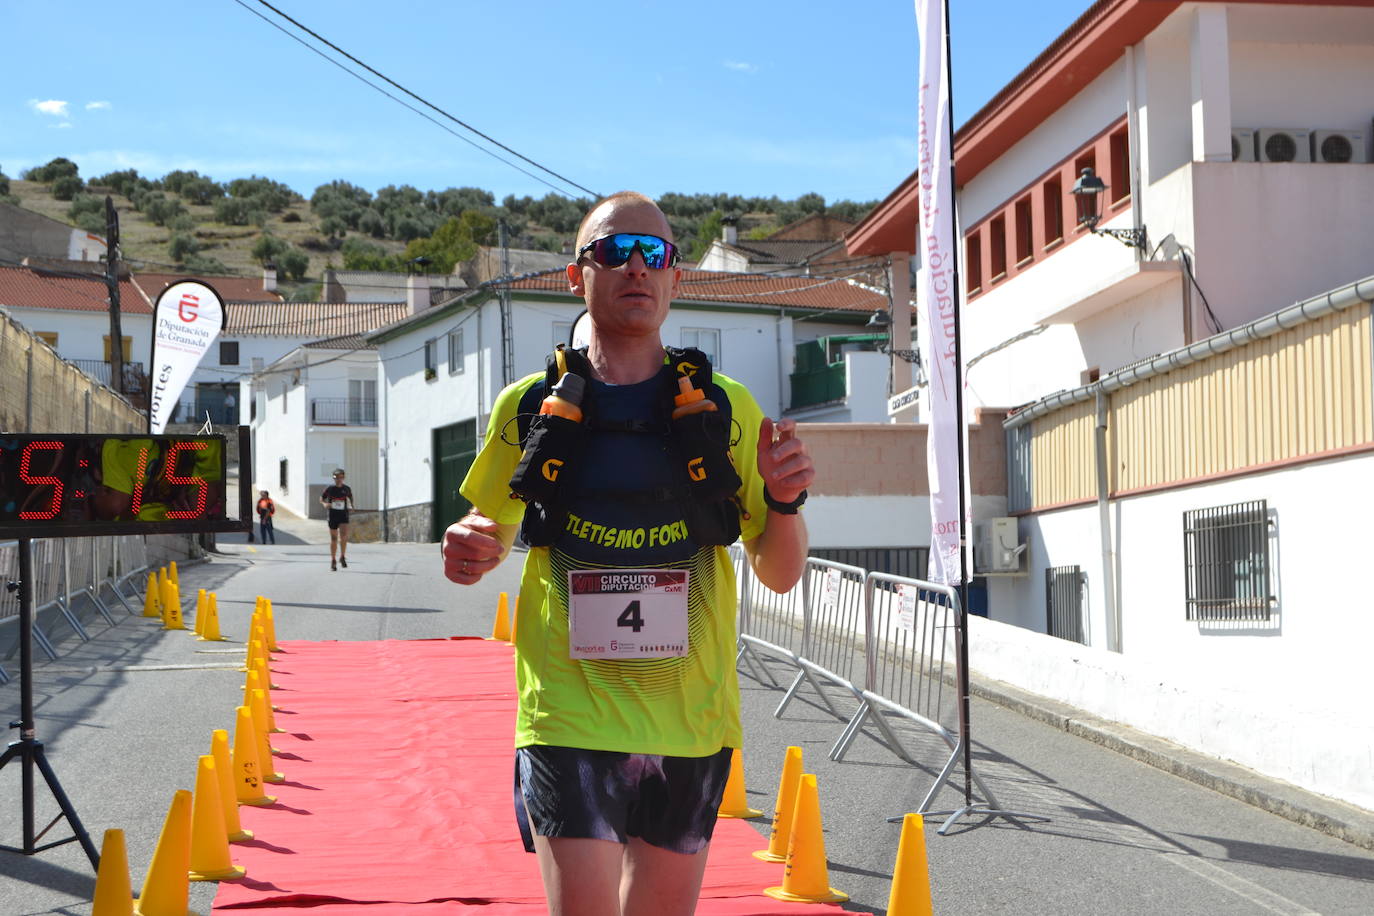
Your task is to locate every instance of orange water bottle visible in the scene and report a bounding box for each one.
[672,376,717,419]
[539,373,585,422]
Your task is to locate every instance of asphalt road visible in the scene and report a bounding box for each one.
[1,512,1371,914]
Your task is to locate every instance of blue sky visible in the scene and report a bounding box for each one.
[2,1,1092,205]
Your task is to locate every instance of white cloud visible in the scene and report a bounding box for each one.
[86,101,112,111]
[29,99,70,117]
[54,122,73,129]
[723,60,758,74]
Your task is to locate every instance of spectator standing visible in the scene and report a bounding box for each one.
[256,489,276,544]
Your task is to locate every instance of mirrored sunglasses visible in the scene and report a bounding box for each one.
[577,233,680,270]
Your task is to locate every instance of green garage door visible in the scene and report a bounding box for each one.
[432,419,478,542]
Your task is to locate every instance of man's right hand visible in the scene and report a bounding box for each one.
[443,510,512,585]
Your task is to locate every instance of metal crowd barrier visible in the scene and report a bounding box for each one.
[734,553,1001,819]
[1,536,155,676]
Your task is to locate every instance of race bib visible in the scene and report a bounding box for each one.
[330,499,346,510]
[568,569,689,659]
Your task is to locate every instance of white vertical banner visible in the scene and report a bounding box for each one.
[915,0,968,586]
[148,280,225,434]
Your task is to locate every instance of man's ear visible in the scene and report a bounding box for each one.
[567,262,585,296]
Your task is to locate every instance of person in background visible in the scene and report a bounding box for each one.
[224,391,237,424]
[320,469,354,570]
[257,489,276,544]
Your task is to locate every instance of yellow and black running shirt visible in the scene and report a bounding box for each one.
[461,365,769,757]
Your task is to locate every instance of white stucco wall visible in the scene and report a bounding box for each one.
[978,452,1374,810]
[253,376,308,516]
[4,307,153,366]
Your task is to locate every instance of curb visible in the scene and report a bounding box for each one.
[968,672,1374,852]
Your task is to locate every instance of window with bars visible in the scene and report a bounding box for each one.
[1045,565,1086,644]
[1183,500,1273,621]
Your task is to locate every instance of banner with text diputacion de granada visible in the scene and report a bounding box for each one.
[149,279,225,434]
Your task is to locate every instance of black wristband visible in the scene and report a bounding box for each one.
[763,487,807,514]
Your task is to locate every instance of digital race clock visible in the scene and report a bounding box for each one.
[0,433,249,538]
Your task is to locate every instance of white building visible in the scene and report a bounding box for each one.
[366,268,888,543]
[847,0,1374,810]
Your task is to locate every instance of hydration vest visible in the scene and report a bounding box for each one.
[507,344,745,548]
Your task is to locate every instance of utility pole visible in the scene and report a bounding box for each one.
[498,219,514,386]
[103,196,125,396]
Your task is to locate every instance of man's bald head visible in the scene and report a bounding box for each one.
[574,191,674,254]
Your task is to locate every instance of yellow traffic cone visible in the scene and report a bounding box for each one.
[233,706,276,807]
[250,689,284,783]
[188,756,245,881]
[198,593,223,642]
[764,774,848,904]
[192,590,206,636]
[490,592,511,642]
[253,661,282,730]
[263,599,280,651]
[252,649,279,692]
[754,745,803,862]
[887,813,934,916]
[210,730,252,842]
[92,828,134,916]
[717,748,763,818]
[142,573,161,618]
[242,635,263,673]
[161,580,185,631]
[135,789,192,916]
[168,561,179,586]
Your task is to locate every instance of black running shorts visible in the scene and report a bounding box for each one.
[514,745,732,854]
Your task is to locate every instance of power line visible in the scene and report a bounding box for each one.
[240,0,601,200]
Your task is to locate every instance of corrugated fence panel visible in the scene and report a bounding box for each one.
[1099,306,1373,500]
[1030,398,1094,508]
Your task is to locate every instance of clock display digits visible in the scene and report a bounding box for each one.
[18,440,64,520]
[163,441,209,519]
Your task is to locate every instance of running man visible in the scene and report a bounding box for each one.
[320,469,354,570]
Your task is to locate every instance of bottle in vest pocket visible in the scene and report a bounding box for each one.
[540,373,585,422]
[510,372,587,506]
[670,376,740,503]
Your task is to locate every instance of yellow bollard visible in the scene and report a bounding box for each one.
[887,813,935,916]
[210,730,252,842]
[717,747,763,818]
[232,706,276,807]
[754,745,803,862]
[91,828,134,916]
[764,774,848,903]
[136,789,193,916]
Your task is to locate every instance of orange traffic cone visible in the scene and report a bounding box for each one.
[754,745,803,861]
[491,592,511,642]
[192,590,206,636]
[143,573,161,618]
[136,789,192,916]
[188,755,245,881]
[198,593,223,642]
[250,689,284,783]
[717,748,762,818]
[92,828,134,916]
[764,774,847,903]
[210,730,252,842]
[232,706,276,807]
[887,813,934,916]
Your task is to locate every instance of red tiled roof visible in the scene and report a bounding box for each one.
[134,272,284,304]
[0,265,151,313]
[505,268,889,314]
[225,301,409,338]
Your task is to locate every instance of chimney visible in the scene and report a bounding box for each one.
[321,268,344,302]
[407,273,430,315]
[262,262,277,293]
[722,216,738,246]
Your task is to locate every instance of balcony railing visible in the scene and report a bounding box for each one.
[72,360,147,393]
[311,397,377,426]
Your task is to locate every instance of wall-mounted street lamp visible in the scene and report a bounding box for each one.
[866,309,922,364]
[1071,167,1147,250]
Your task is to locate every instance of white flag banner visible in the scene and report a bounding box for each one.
[149,280,225,434]
[915,0,969,586]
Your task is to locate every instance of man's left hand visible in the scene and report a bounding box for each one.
[756,417,814,506]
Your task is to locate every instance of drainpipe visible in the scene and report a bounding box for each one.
[1095,390,1120,652]
[381,365,389,543]
[1126,44,1145,262]
[776,308,787,416]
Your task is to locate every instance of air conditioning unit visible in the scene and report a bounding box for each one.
[1257,128,1312,163]
[1311,129,1368,164]
[973,517,1026,575]
[1231,128,1256,162]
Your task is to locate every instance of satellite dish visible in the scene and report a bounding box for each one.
[570,309,592,349]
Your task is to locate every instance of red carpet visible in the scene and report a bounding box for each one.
[212,637,867,914]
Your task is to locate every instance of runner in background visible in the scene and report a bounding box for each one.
[320,469,354,570]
